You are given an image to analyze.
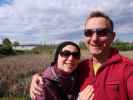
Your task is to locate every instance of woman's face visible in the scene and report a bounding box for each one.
[57,45,80,73]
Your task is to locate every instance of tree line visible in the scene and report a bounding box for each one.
[0,38,133,56]
[79,39,133,51]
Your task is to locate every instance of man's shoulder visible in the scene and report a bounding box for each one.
[118,55,133,77]
[120,55,133,65]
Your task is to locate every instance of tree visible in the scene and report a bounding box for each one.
[1,38,14,54]
[13,41,19,47]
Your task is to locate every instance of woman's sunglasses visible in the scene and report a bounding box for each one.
[84,28,113,37]
[60,50,80,59]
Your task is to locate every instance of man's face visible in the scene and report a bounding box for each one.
[84,17,115,56]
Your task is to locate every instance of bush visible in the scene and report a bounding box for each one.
[31,44,56,54]
[112,40,133,51]
[0,78,10,97]
[0,38,15,55]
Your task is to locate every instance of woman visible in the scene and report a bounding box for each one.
[35,41,81,100]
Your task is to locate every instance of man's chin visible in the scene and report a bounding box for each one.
[90,50,102,55]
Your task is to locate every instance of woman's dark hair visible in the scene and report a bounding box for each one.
[51,41,80,66]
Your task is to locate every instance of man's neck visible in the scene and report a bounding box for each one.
[92,49,111,64]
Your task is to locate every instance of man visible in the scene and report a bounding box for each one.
[30,11,133,100]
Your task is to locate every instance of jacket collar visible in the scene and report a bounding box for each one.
[89,48,122,66]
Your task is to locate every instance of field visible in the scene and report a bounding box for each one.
[0,52,52,99]
[81,49,133,59]
[0,50,133,99]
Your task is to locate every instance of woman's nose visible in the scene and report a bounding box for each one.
[67,55,74,60]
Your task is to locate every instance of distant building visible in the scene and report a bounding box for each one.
[13,44,41,50]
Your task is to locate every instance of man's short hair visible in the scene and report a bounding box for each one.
[85,11,114,31]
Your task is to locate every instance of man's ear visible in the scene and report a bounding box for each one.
[112,32,116,41]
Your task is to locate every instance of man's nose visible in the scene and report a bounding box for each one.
[91,32,98,40]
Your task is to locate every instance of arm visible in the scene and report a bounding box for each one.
[77,85,94,100]
[36,78,64,100]
[30,73,44,100]
[125,62,133,100]
[35,81,52,100]
[127,73,133,100]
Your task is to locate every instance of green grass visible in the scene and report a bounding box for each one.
[0,96,30,100]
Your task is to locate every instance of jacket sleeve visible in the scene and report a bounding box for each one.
[126,62,133,100]
[127,73,133,100]
[35,85,50,100]
[36,80,56,100]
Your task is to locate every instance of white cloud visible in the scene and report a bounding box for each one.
[0,0,133,44]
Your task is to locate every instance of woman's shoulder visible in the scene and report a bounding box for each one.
[41,66,55,80]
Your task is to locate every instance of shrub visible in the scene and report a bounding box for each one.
[0,38,15,55]
[112,40,133,51]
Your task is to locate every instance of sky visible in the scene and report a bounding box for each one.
[0,0,133,44]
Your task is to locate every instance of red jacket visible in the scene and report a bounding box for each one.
[78,49,133,100]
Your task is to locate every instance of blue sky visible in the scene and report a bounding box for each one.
[0,0,133,44]
[0,0,12,6]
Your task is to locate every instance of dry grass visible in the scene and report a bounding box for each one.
[120,50,133,59]
[0,50,132,97]
[81,50,133,59]
[0,53,53,97]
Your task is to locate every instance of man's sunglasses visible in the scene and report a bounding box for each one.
[84,28,113,37]
[60,50,80,59]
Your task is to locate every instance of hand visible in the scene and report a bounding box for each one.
[79,85,94,100]
[30,73,44,100]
